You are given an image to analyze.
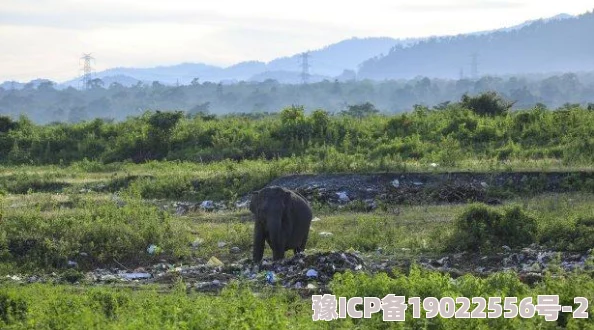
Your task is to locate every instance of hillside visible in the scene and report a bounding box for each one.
[54,37,401,87]
[358,11,594,80]
[4,13,585,88]
[265,37,406,76]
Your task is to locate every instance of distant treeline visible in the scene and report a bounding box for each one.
[1,72,594,124]
[1,92,593,166]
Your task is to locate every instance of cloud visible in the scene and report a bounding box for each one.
[0,8,230,29]
[0,0,353,33]
[392,0,526,12]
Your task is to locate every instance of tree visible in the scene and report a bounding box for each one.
[280,105,306,124]
[0,116,17,133]
[88,78,104,89]
[189,102,211,116]
[433,101,451,110]
[279,105,311,145]
[144,110,184,161]
[341,102,379,119]
[68,106,89,123]
[147,110,183,132]
[460,92,514,116]
[310,109,330,139]
[37,81,56,92]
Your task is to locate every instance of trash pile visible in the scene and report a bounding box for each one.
[418,245,593,284]
[165,174,507,216]
[280,178,499,209]
[2,247,592,291]
[256,252,366,290]
[76,251,366,293]
[169,200,231,215]
[264,173,515,207]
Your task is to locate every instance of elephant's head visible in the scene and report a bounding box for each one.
[249,186,292,221]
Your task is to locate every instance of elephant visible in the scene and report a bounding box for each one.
[249,186,313,264]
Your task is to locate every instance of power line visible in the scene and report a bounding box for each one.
[470,53,479,80]
[80,53,95,90]
[300,52,310,84]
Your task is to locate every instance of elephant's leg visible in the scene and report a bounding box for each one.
[253,221,266,264]
[273,248,286,261]
[298,229,309,252]
[267,217,285,261]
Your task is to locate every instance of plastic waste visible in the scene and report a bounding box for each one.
[207,256,224,267]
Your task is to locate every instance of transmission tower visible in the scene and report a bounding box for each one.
[300,52,311,84]
[80,53,95,90]
[470,53,479,80]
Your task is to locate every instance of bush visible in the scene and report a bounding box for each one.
[0,292,27,325]
[0,195,192,270]
[460,92,514,116]
[540,216,594,252]
[449,204,537,251]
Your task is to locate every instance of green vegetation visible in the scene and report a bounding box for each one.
[0,192,191,270]
[449,204,538,251]
[1,95,594,166]
[1,190,593,272]
[0,268,593,329]
[1,98,594,328]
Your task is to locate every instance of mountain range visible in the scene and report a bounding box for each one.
[358,12,593,80]
[1,12,587,89]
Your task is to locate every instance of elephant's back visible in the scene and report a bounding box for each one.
[291,192,313,220]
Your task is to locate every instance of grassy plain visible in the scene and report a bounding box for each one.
[1,160,594,328]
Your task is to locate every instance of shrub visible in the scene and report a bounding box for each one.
[0,292,27,325]
[449,204,537,251]
[0,195,192,270]
[540,216,594,252]
[460,92,514,116]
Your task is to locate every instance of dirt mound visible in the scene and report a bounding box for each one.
[265,171,594,206]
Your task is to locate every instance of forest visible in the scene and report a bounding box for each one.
[1,72,594,124]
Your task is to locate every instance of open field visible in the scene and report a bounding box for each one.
[1,101,594,328]
[1,160,594,328]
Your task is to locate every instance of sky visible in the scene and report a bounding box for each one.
[0,0,592,82]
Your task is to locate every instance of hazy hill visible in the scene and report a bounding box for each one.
[358,12,593,80]
[248,70,331,84]
[55,37,405,87]
[2,12,586,88]
[265,37,408,76]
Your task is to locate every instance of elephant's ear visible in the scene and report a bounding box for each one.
[249,190,260,214]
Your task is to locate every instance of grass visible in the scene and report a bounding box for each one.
[2,158,594,202]
[1,162,594,328]
[4,188,593,273]
[0,191,192,271]
[0,268,593,329]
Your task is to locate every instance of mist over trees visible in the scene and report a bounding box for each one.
[1,73,594,123]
